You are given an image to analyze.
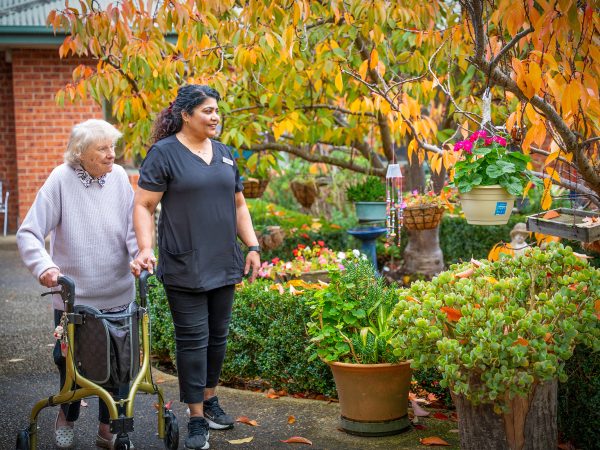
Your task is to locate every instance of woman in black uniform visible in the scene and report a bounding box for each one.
[133,85,261,450]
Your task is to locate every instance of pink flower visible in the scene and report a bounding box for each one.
[469,130,488,142]
[492,136,507,146]
[484,138,493,146]
[462,140,473,154]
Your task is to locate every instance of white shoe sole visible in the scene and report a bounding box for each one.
[205,417,233,430]
[184,431,210,449]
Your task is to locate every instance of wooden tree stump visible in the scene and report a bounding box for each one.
[400,227,444,277]
[451,380,557,450]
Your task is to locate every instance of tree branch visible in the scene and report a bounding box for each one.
[489,27,534,69]
[249,142,386,176]
[531,171,600,208]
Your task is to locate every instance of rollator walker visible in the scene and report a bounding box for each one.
[16,271,179,450]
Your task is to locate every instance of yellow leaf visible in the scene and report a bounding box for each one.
[541,178,553,210]
[528,61,542,97]
[265,33,275,49]
[228,437,254,444]
[358,59,368,80]
[199,34,210,49]
[335,71,343,92]
[544,151,560,165]
[545,166,561,183]
[370,48,379,69]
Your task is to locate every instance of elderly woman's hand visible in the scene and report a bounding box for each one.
[244,251,261,284]
[129,259,142,277]
[134,248,157,275]
[39,267,60,288]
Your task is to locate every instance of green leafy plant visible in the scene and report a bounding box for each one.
[391,243,600,412]
[346,176,386,202]
[307,258,402,364]
[452,130,540,196]
[237,150,280,180]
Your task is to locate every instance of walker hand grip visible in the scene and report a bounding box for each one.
[138,270,152,307]
[57,275,75,313]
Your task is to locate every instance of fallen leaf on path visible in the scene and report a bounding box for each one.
[266,388,280,399]
[432,412,449,420]
[236,416,259,426]
[155,377,165,384]
[410,399,430,417]
[448,429,459,433]
[288,416,296,424]
[420,436,451,446]
[427,393,438,403]
[228,437,254,444]
[280,436,312,445]
[81,400,88,407]
[8,359,23,362]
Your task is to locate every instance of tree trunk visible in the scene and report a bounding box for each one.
[451,381,557,450]
[400,227,444,277]
[405,152,425,193]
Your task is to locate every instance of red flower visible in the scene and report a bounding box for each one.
[317,240,325,247]
[271,257,280,264]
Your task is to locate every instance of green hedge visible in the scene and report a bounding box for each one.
[147,279,337,397]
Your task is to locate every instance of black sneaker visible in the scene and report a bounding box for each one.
[203,396,235,430]
[185,417,210,450]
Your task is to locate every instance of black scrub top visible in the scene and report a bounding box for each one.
[138,135,245,291]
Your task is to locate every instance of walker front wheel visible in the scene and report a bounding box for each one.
[15,430,30,450]
[163,410,179,450]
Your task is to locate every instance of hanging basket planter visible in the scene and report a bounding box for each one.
[526,208,600,242]
[403,206,445,230]
[242,178,269,199]
[290,180,319,209]
[459,185,515,225]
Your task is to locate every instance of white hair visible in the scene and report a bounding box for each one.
[64,119,122,165]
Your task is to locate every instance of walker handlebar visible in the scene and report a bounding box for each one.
[57,275,75,313]
[138,270,152,308]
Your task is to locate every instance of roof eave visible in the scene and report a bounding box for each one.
[0,25,66,48]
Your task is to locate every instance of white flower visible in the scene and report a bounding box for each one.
[352,249,361,258]
[361,254,367,260]
[337,251,346,260]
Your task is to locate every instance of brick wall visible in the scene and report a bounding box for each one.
[11,49,103,227]
[0,51,17,232]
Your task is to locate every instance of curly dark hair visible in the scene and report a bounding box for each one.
[151,84,221,143]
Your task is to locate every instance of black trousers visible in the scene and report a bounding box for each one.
[164,284,235,404]
[53,310,127,424]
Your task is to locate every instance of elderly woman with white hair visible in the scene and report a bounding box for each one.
[17,119,138,449]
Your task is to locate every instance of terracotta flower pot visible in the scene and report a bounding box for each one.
[328,361,412,436]
[459,185,515,225]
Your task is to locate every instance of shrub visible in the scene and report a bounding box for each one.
[392,244,600,411]
[222,280,336,396]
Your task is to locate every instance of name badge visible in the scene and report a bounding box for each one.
[222,157,233,166]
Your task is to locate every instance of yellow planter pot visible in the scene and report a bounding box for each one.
[459,185,515,225]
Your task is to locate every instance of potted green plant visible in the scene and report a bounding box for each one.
[346,176,387,222]
[452,130,539,225]
[391,244,600,449]
[306,258,412,436]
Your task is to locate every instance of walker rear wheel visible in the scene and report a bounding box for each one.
[114,434,132,450]
[15,430,30,450]
[163,410,179,450]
